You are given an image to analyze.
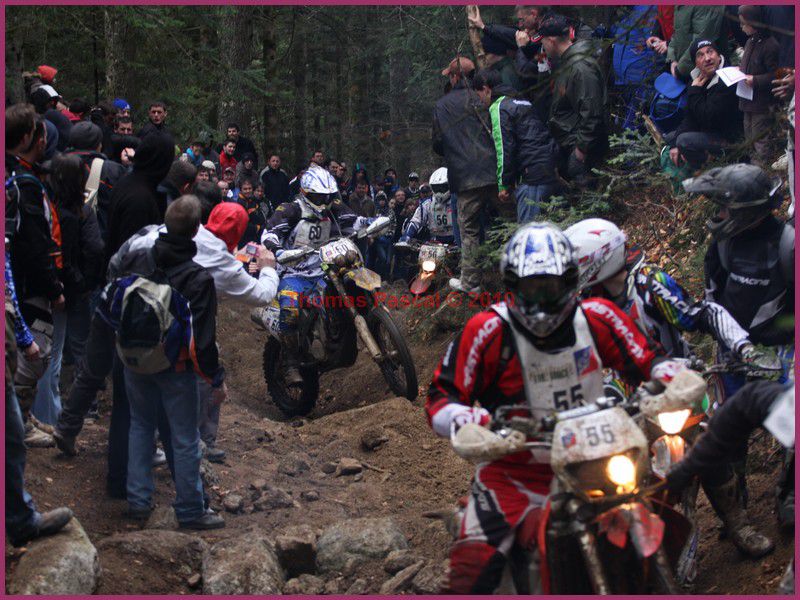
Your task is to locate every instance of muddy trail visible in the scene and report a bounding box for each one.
[6,283,793,594]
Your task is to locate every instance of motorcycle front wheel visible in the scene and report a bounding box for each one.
[262,337,320,417]
[366,307,418,401]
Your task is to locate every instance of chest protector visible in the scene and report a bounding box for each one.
[289,199,333,249]
[426,194,453,237]
[493,304,604,421]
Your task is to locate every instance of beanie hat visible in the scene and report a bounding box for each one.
[37,65,57,84]
[113,98,131,111]
[689,39,717,60]
[69,121,103,151]
[205,202,248,252]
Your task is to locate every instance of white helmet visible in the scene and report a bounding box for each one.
[500,222,580,338]
[564,218,627,288]
[429,167,449,194]
[300,165,339,209]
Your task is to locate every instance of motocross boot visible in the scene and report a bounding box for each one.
[703,476,774,558]
[280,333,304,388]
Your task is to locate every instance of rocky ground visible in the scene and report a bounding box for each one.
[5,233,794,595]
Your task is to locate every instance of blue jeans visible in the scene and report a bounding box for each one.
[6,384,40,544]
[515,183,553,223]
[124,369,204,522]
[278,275,324,334]
[32,308,66,425]
[368,236,393,281]
[63,298,92,367]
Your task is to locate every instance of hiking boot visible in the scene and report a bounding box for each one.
[204,446,226,464]
[24,421,55,448]
[11,507,74,547]
[777,489,795,529]
[448,278,480,294]
[704,476,774,558]
[127,505,153,521]
[53,428,78,457]
[152,447,167,467]
[30,415,54,434]
[179,511,226,531]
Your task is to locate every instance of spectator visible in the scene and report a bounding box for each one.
[326,158,341,182]
[236,179,270,246]
[137,101,170,139]
[540,14,608,188]
[404,172,421,202]
[260,154,291,210]
[310,149,325,167]
[221,122,258,165]
[109,115,139,165]
[5,105,65,442]
[338,161,349,189]
[347,181,376,217]
[67,121,127,241]
[345,163,375,200]
[482,33,523,91]
[63,98,90,123]
[253,182,267,206]
[666,40,742,170]
[114,116,134,136]
[367,191,396,281]
[391,188,408,237]
[737,5,780,166]
[219,138,237,174]
[158,160,198,209]
[6,247,73,547]
[221,167,237,200]
[113,98,132,119]
[185,138,206,167]
[106,132,175,261]
[107,195,226,529]
[191,179,223,221]
[217,180,232,201]
[235,152,258,188]
[667,6,727,81]
[88,101,118,156]
[200,160,218,183]
[473,68,559,223]
[30,84,72,152]
[433,55,498,293]
[382,168,400,197]
[646,6,676,54]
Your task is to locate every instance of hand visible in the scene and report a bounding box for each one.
[452,406,491,430]
[212,382,228,405]
[669,147,682,167]
[516,30,530,48]
[467,11,484,30]
[255,245,276,270]
[744,74,754,87]
[23,341,40,359]
[121,148,135,166]
[497,189,512,203]
[666,463,694,494]
[670,62,678,78]
[51,294,65,312]
[771,70,794,99]
[738,343,782,379]
[572,147,586,162]
[248,261,259,275]
[646,36,660,49]
[691,72,709,87]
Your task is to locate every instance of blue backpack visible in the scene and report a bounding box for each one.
[649,72,687,135]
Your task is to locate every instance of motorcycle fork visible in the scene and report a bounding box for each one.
[568,500,611,595]
[327,272,383,361]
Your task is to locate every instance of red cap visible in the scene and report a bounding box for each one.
[37,65,58,84]
[205,202,248,253]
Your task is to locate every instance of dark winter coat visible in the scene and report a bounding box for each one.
[260,167,291,210]
[675,64,743,143]
[738,32,780,113]
[56,203,105,305]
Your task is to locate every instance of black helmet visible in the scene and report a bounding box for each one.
[682,164,782,239]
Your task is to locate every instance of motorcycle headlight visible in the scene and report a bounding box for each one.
[606,454,636,488]
[657,409,691,435]
[422,260,436,273]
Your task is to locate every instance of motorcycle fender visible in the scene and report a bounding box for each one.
[349,267,382,291]
[410,276,433,295]
[597,502,665,558]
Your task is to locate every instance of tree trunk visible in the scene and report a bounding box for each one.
[217,6,256,135]
[261,7,279,160]
[466,6,486,69]
[290,10,307,173]
[104,7,130,100]
[6,11,26,104]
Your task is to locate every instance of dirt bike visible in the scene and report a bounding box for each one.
[254,217,418,417]
[393,239,459,297]
[447,369,705,594]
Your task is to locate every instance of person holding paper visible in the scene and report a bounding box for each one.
[665,39,742,169]
[737,5,780,166]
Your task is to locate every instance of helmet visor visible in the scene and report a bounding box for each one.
[514,275,573,312]
[306,192,333,207]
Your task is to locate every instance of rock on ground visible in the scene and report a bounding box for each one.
[96,529,208,594]
[335,457,363,476]
[316,517,407,573]
[346,578,370,594]
[223,493,244,513]
[283,573,325,594]
[384,548,422,574]
[379,560,425,594]
[275,524,317,577]
[202,529,285,595]
[144,506,178,530]
[413,562,446,594]
[7,518,99,595]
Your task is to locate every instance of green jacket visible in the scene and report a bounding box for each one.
[667,6,728,79]
[547,41,607,155]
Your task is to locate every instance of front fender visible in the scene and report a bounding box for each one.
[347,267,382,291]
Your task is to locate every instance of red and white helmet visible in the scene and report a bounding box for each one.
[564,218,627,288]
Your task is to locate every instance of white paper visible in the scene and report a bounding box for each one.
[717,66,747,87]
[764,389,794,448]
[736,80,754,100]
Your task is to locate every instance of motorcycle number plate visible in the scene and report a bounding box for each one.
[263,304,281,335]
[419,244,446,263]
[319,239,355,264]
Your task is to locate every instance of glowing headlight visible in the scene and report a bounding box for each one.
[657,409,691,435]
[422,260,437,273]
[606,455,636,488]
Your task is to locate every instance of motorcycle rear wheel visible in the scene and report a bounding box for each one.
[367,307,418,401]
[262,338,319,417]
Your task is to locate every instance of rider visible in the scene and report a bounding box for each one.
[565,217,775,558]
[426,222,682,594]
[684,163,794,393]
[259,165,374,387]
[397,167,455,244]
